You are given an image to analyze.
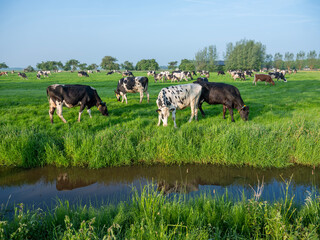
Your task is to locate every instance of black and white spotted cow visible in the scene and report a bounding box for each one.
[18,72,28,79]
[268,72,287,82]
[46,84,108,123]
[114,76,149,104]
[156,84,202,128]
[172,71,189,82]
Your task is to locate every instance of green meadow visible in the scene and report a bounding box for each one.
[0,71,319,168]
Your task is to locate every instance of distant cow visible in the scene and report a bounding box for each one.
[115,76,149,104]
[156,84,202,127]
[268,72,287,82]
[172,71,189,82]
[233,72,246,81]
[47,84,108,123]
[122,71,134,77]
[0,72,8,76]
[194,81,249,122]
[217,71,225,75]
[147,70,156,76]
[106,71,114,75]
[78,71,89,77]
[18,72,28,79]
[253,74,275,86]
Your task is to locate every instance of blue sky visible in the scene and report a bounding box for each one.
[0,0,319,67]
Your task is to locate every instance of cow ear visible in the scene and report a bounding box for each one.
[156,109,161,113]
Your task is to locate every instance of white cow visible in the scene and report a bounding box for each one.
[156,84,202,128]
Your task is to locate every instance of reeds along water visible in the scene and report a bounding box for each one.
[0,183,319,239]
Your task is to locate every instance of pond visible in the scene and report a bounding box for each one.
[0,165,319,210]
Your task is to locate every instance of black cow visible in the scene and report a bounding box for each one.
[106,71,114,75]
[18,72,28,79]
[268,72,287,82]
[47,84,108,123]
[195,77,209,82]
[78,71,89,77]
[217,70,225,75]
[114,76,149,104]
[194,81,249,122]
[122,71,134,77]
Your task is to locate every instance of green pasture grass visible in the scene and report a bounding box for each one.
[0,71,319,168]
[1,185,320,239]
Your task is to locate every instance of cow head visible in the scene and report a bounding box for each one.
[156,107,175,127]
[239,105,249,121]
[114,89,121,101]
[98,102,109,116]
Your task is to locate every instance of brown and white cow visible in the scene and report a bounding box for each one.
[156,84,202,127]
[253,74,275,86]
[47,84,108,123]
[0,72,8,76]
[115,76,149,104]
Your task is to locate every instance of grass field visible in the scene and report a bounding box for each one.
[0,71,319,168]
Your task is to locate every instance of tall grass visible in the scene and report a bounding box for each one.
[0,71,319,168]
[1,185,320,239]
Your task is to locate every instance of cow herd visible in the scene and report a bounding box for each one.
[46,71,255,127]
[0,69,289,127]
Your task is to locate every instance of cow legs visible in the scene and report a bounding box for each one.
[49,98,56,124]
[87,109,92,118]
[157,113,161,126]
[146,91,150,103]
[56,102,67,123]
[78,105,86,122]
[139,92,143,104]
[124,94,128,104]
[172,109,177,128]
[228,107,235,122]
[198,101,205,117]
[223,105,227,119]
[189,101,195,123]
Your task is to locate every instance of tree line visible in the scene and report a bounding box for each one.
[1,39,319,71]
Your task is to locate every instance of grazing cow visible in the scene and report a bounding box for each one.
[147,70,156,76]
[154,73,166,83]
[194,81,249,122]
[46,84,108,123]
[293,69,297,74]
[268,72,287,82]
[172,71,189,82]
[244,70,253,77]
[37,73,41,79]
[106,71,114,75]
[253,74,275,86]
[233,72,246,81]
[217,70,225,75]
[0,72,8,76]
[183,71,193,80]
[156,84,202,128]
[115,76,149,104]
[18,72,28,79]
[78,71,89,77]
[191,71,197,76]
[122,71,134,77]
[11,70,15,74]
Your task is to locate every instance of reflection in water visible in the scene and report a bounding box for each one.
[0,164,319,208]
[56,173,96,191]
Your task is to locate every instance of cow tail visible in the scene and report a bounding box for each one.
[145,77,149,92]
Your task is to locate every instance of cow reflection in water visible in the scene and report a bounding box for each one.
[56,173,96,191]
[157,180,199,195]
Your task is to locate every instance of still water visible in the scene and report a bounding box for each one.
[0,165,319,210]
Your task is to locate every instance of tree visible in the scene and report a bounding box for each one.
[121,61,134,70]
[225,40,265,71]
[274,53,283,70]
[87,64,98,71]
[264,54,273,70]
[208,45,218,72]
[179,59,195,71]
[307,50,317,70]
[195,45,218,71]
[100,56,119,70]
[24,65,34,72]
[296,51,305,70]
[78,63,87,70]
[168,61,178,70]
[65,59,80,71]
[0,62,8,69]
[135,59,159,70]
[284,52,294,70]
